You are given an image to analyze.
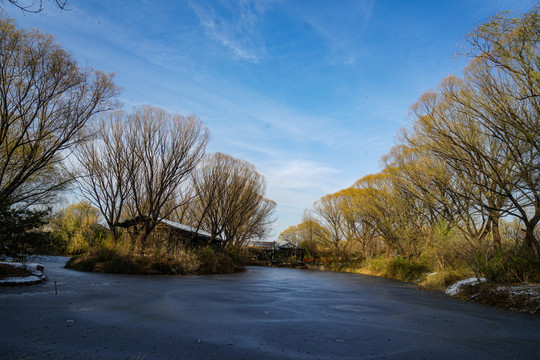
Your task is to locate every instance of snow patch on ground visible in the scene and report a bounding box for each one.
[496,284,540,298]
[445,277,486,296]
[446,277,540,313]
[0,261,46,286]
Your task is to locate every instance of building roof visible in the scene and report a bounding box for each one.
[158,218,220,241]
[278,241,299,249]
[246,241,276,250]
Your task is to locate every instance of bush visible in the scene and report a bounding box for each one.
[360,256,431,282]
[65,256,98,272]
[419,267,473,291]
[224,246,248,266]
[196,247,242,275]
[478,248,540,284]
[65,245,244,276]
[386,257,431,282]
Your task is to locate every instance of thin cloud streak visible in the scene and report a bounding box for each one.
[189,0,271,62]
[297,0,375,66]
[267,159,341,191]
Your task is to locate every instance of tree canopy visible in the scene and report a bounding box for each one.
[0,15,119,211]
[0,15,119,257]
[282,8,540,281]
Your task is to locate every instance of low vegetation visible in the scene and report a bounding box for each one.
[456,282,540,314]
[65,244,245,276]
[0,263,32,280]
[357,257,430,283]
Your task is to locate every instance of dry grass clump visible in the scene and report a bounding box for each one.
[0,263,32,279]
[419,268,473,291]
[456,282,540,314]
[353,256,430,282]
[65,245,244,276]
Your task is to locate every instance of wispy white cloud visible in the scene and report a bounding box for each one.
[298,0,375,66]
[268,159,341,191]
[220,139,281,158]
[261,158,357,236]
[189,0,272,62]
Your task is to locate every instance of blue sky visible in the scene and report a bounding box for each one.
[4,0,536,238]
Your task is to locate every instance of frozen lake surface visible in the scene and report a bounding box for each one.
[1,256,539,359]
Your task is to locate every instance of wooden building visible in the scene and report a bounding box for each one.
[277,241,305,262]
[154,218,223,248]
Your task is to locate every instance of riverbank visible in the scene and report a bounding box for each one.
[258,258,540,314]
[344,264,540,314]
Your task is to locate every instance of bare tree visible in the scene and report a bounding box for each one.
[127,106,209,251]
[188,152,276,248]
[77,106,209,251]
[226,195,276,248]
[313,193,345,257]
[77,112,131,243]
[1,0,68,13]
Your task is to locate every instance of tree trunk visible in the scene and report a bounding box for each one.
[108,225,118,244]
[523,222,540,258]
[490,214,502,251]
[385,241,391,257]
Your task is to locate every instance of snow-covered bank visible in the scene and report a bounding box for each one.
[445,277,540,314]
[0,261,46,286]
[445,277,486,296]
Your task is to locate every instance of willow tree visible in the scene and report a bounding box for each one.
[0,16,119,255]
[338,188,380,258]
[50,201,103,254]
[278,217,326,256]
[0,16,119,210]
[352,170,424,257]
[188,152,276,248]
[312,188,371,259]
[404,8,540,257]
[383,142,498,266]
[77,106,209,251]
[459,8,540,255]
[313,193,346,257]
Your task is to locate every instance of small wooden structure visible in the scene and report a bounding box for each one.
[276,241,305,262]
[154,218,223,248]
[245,241,305,263]
[246,241,277,261]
